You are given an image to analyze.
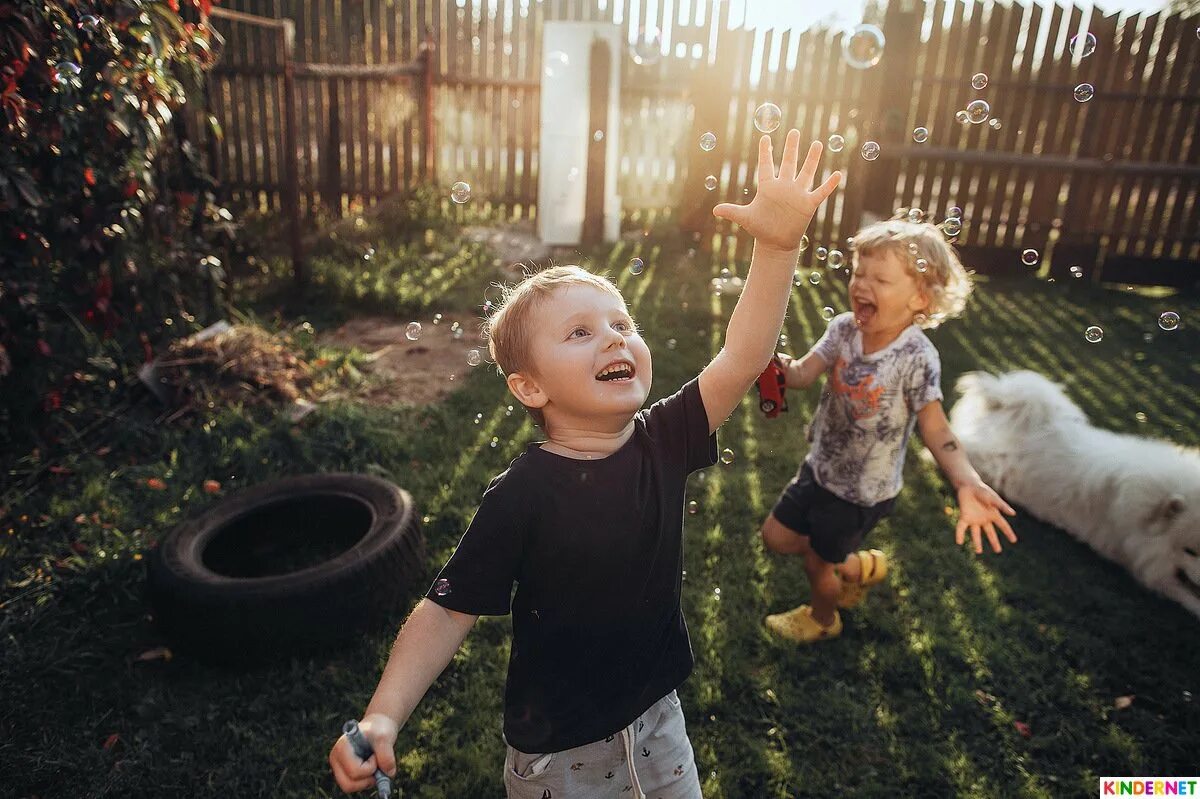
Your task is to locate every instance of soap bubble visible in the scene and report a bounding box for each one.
[450,181,471,203]
[593,130,604,142]
[704,175,718,191]
[955,109,970,124]
[988,118,1003,130]
[1073,83,1095,103]
[53,61,82,86]
[629,257,645,275]
[467,349,483,367]
[942,217,962,236]
[667,338,677,349]
[860,141,880,161]
[809,271,822,285]
[778,333,789,348]
[947,205,963,218]
[77,15,102,34]
[700,131,717,151]
[828,249,844,268]
[971,72,989,90]
[631,28,662,65]
[1070,32,1097,58]
[1021,248,1039,266]
[908,242,920,256]
[916,258,928,273]
[966,99,990,124]
[544,50,569,78]
[913,126,929,143]
[405,322,422,341]
[433,578,451,596]
[907,208,924,223]
[1084,325,1103,343]
[827,134,845,152]
[816,246,828,261]
[688,500,699,515]
[720,448,735,465]
[754,103,782,133]
[843,23,885,69]
[822,306,836,321]
[1158,311,1180,331]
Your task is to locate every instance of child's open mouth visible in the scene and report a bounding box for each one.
[595,361,635,382]
[852,300,877,327]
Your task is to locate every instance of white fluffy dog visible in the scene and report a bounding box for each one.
[948,370,1200,619]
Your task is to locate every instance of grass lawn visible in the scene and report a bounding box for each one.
[3,213,1199,799]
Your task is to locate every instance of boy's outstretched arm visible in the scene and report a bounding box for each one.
[916,400,1018,555]
[329,599,477,794]
[698,129,841,434]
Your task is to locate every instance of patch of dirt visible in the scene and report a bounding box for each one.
[321,315,492,407]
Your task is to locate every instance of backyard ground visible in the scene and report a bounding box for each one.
[2,208,1199,798]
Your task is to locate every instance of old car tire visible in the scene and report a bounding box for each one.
[146,473,425,664]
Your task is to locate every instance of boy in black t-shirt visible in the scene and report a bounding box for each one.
[330,130,841,798]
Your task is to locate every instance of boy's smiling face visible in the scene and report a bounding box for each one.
[507,283,652,430]
[849,249,929,334]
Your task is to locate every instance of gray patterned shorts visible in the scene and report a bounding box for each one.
[502,690,702,799]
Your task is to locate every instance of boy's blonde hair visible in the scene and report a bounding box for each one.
[850,218,973,329]
[483,264,626,427]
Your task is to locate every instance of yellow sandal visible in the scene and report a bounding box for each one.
[837,549,889,609]
[765,604,842,644]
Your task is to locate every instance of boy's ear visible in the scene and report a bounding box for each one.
[506,371,548,409]
[910,285,931,315]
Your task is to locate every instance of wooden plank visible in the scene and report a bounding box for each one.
[993,2,1042,250]
[1140,15,1192,256]
[1116,14,1176,254]
[1159,13,1200,253]
[1011,2,1072,263]
[972,1,1025,248]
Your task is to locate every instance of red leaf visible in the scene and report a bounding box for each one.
[146,478,166,491]
[1013,721,1032,738]
[203,479,221,494]
[83,167,96,186]
[102,733,120,751]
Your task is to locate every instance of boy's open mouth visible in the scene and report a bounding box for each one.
[595,361,635,382]
[852,299,877,326]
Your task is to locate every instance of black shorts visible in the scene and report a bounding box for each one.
[770,461,896,564]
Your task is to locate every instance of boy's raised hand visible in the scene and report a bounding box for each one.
[713,129,841,254]
[954,481,1018,555]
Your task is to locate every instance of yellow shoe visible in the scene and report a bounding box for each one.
[837,549,889,609]
[764,605,842,644]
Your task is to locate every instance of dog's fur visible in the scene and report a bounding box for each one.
[949,370,1200,618]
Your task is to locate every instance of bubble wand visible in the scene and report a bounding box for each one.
[342,719,393,799]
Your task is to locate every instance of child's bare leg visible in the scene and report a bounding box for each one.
[837,551,861,582]
[804,552,841,626]
[760,514,811,557]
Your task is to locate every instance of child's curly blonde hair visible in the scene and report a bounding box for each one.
[850,217,973,329]
[482,264,626,427]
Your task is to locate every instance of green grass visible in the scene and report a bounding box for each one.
[2,228,1199,798]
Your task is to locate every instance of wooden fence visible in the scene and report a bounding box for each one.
[200,0,1200,287]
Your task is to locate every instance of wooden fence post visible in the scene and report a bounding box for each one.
[421,31,437,184]
[322,82,343,218]
[677,62,724,251]
[582,38,611,246]
[860,1,923,222]
[279,19,306,288]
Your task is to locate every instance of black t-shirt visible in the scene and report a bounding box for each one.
[425,377,718,753]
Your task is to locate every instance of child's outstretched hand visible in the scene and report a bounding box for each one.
[713,129,841,254]
[954,481,1018,554]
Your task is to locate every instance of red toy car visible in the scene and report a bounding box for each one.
[756,356,789,418]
